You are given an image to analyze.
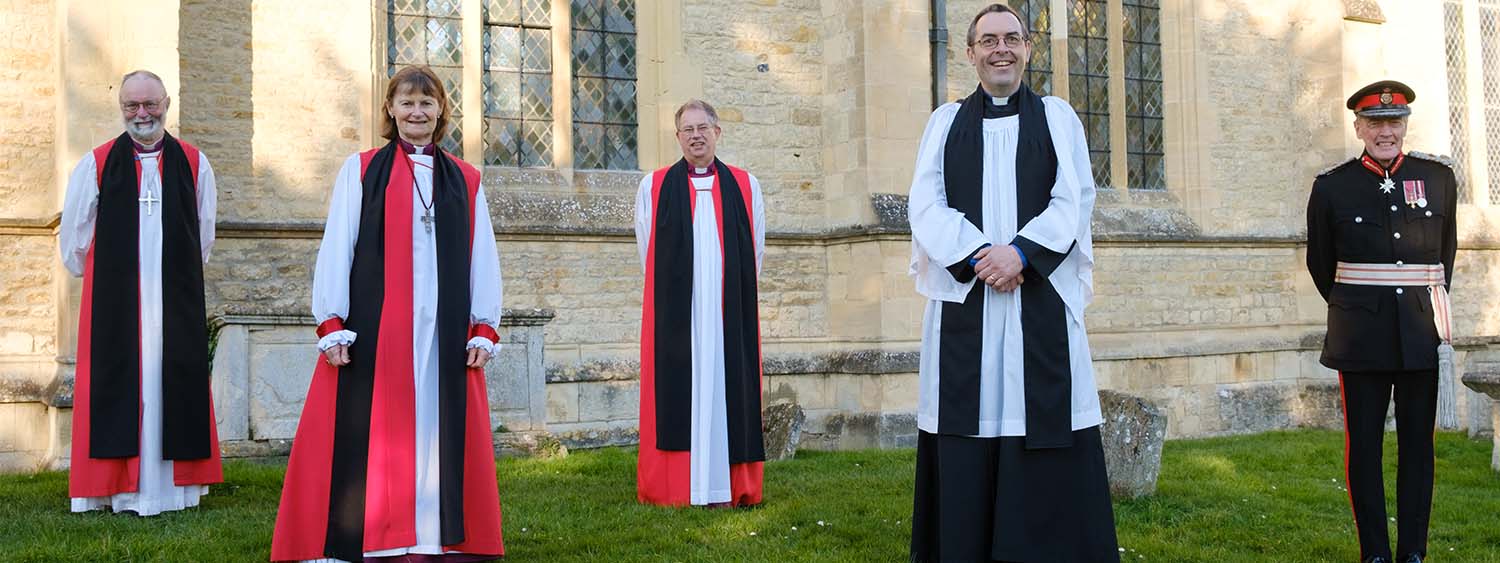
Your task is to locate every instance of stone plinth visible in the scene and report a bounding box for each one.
[209,309,554,454]
[1460,368,1500,472]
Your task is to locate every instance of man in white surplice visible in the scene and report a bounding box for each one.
[60,69,220,516]
[633,99,767,507]
[907,4,1117,561]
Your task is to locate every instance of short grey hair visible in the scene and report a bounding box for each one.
[120,69,166,92]
[674,99,720,129]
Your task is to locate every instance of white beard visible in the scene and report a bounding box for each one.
[125,118,164,144]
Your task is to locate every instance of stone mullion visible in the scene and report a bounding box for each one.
[1050,0,1070,100]
[1107,0,1127,191]
[462,0,484,165]
[551,0,575,176]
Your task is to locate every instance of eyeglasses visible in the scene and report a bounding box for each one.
[121,99,164,113]
[972,34,1027,51]
[678,124,715,136]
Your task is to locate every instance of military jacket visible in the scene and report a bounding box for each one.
[1306,152,1458,372]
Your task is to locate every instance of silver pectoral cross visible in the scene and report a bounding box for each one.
[421,210,435,234]
[139,188,160,216]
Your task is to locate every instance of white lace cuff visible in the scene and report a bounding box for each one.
[466,336,497,354]
[317,330,357,351]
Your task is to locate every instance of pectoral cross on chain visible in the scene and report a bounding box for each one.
[420,210,435,234]
[139,188,160,216]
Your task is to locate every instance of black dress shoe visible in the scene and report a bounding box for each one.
[1399,554,1423,563]
[1362,557,1390,563]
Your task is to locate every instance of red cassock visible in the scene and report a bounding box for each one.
[636,161,764,507]
[70,137,222,499]
[271,146,503,561]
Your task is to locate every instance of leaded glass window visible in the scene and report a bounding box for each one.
[571,0,638,170]
[388,0,466,157]
[1015,0,1052,96]
[1481,0,1500,204]
[1068,0,1111,188]
[1124,0,1164,190]
[1444,0,1472,203]
[483,0,553,167]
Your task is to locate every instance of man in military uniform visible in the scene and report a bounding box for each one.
[1306,80,1457,563]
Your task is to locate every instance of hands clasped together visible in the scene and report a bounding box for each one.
[974,245,1026,292]
[322,344,493,369]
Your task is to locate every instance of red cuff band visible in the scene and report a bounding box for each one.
[316,317,345,338]
[470,324,499,343]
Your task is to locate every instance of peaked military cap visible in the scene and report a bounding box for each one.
[1346,80,1414,118]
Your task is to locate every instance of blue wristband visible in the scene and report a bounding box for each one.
[1010,243,1029,268]
[967,243,993,266]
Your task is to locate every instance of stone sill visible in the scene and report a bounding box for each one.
[542,330,1500,384]
[544,349,921,384]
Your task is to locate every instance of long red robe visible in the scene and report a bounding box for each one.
[270,148,503,561]
[69,138,222,499]
[636,163,764,507]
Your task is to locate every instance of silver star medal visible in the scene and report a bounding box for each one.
[1378,177,1396,194]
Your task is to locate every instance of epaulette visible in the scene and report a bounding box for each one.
[1316,157,1358,177]
[1406,151,1455,168]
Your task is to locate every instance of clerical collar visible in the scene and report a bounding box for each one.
[1359,151,1406,177]
[688,165,714,178]
[984,93,1019,119]
[398,138,435,156]
[132,138,163,153]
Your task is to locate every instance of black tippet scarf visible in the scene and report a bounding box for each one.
[939,84,1075,449]
[652,158,766,464]
[323,140,474,560]
[90,132,212,460]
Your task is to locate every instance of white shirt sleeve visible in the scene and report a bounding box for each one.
[907,103,990,303]
[749,173,766,276]
[635,173,654,270]
[468,184,503,353]
[1014,98,1089,254]
[59,152,99,278]
[196,152,218,263]
[907,103,990,268]
[311,154,364,347]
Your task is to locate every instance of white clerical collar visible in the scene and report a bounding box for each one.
[991,95,1009,107]
[693,166,709,174]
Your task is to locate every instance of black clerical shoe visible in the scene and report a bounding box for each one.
[1398,554,1423,563]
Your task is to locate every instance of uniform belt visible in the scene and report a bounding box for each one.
[1333,261,1445,286]
[1334,261,1452,344]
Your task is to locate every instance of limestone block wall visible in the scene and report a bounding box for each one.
[0,0,57,221]
[1088,242,1302,331]
[680,0,827,232]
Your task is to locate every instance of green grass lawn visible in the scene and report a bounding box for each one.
[0,430,1496,562]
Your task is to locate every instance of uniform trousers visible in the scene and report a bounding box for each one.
[1339,370,1437,562]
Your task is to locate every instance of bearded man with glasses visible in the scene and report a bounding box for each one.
[58,69,221,516]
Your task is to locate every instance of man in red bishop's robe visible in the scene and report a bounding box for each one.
[59,69,222,516]
[634,99,767,507]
